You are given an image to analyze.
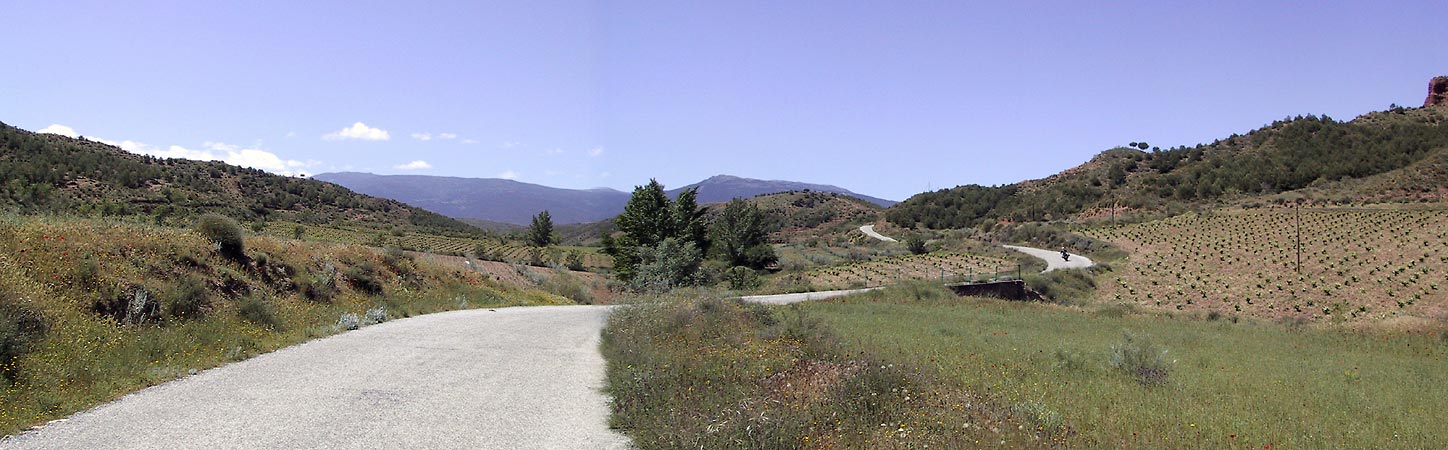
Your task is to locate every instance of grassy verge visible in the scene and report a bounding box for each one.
[601,290,1053,449]
[0,215,568,435]
[804,284,1448,448]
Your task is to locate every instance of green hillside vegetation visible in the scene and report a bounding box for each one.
[0,214,572,435]
[0,122,478,237]
[887,106,1448,229]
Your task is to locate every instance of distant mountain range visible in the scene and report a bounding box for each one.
[312,173,896,225]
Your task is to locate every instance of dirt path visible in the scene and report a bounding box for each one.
[4,306,630,449]
[859,224,897,242]
[1003,245,1095,272]
[739,287,883,305]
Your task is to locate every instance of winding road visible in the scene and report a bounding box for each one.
[1003,245,1095,272]
[739,287,882,305]
[859,224,897,242]
[4,306,630,450]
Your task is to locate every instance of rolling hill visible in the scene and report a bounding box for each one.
[313,172,895,225]
[0,122,481,237]
[887,100,1448,229]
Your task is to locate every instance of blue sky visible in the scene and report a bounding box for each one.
[3,0,1445,201]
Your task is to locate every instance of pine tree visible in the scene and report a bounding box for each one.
[528,210,554,247]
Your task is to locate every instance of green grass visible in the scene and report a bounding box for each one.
[601,291,1050,449]
[803,285,1448,448]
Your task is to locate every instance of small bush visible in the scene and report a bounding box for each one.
[195,214,246,262]
[1108,332,1172,386]
[1,294,49,381]
[382,247,413,276]
[905,235,928,255]
[166,276,211,320]
[723,266,761,290]
[1014,401,1066,437]
[542,272,594,305]
[337,312,360,331]
[362,307,389,326]
[300,272,337,303]
[346,263,384,296]
[1026,269,1097,305]
[237,295,282,330]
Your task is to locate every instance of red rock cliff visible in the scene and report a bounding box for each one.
[1426,76,1448,107]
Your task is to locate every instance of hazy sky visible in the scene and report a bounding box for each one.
[3,0,1445,201]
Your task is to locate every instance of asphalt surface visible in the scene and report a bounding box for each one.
[4,305,630,450]
[739,287,883,305]
[858,224,897,242]
[1003,245,1095,272]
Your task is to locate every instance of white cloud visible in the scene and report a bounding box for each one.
[437,133,457,140]
[410,132,432,141]
[285,131,296,138]
[395,160,432,170]
[324,122,390,141]
[104,138,314,176]
[498,170,518,180]
[461,139,479,145]
[588,147,604,157]
[37,124,79,138]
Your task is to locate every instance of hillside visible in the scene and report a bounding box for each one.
[887,102,1448,229]
[0,122,480,237]
[314,172,631,225]
[313,172,895,225]
[735,190,883,241]
[669,175,896,207]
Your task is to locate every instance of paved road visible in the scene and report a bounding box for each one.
[1003,245,1095,272]
[859,224,897,242]
[4,306,630,450]
[739,287,883,305]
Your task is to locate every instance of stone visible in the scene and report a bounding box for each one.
[1425,76,1448,107]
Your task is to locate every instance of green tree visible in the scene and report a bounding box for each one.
[709,199,777,270]
[628,238,703,293]
[605,179,709,284]
[528,210,555,247]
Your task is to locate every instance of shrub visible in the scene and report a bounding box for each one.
[628,238,703,293]
[362,307,389,326]
[195,214,246,262]
[166,276,211,320]
[542,272,594,305]
[1013,401,1067,437]
[337,312,360,331]
[723,266,761,290]
[1,294,49,381]
[1025,269,1097,305]
[346,263,384,296]
[300,272,337,303]
[1108,332,1173,385]
[905,235,928,255]
[237,294,282,330]
[382,247,413,276]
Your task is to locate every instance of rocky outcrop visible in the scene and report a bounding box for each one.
[1426,76,1448,107]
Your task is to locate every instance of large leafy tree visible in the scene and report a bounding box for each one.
[708,199,776,270]
[605,179,707,283]
[528,210,554,247]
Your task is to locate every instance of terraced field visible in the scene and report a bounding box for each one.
[1086,207,1448,322]
[801,251,1017,289]
[259,221,611,268]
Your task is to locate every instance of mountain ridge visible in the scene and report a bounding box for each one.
[313,172,895,225]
